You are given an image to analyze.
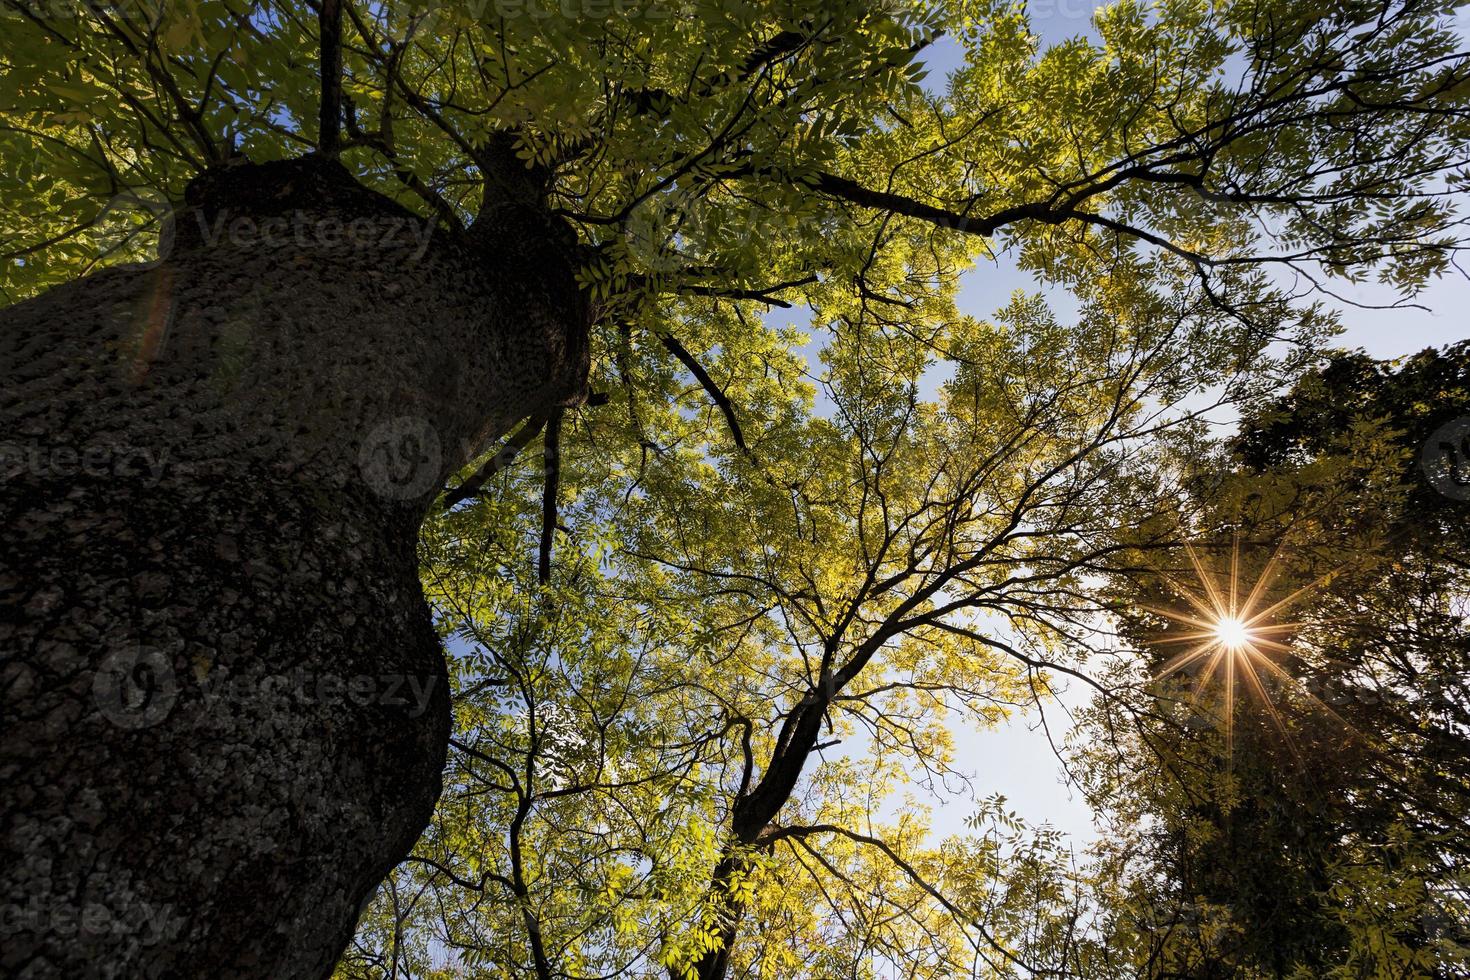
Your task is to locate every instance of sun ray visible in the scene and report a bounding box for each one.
[1238,538,1292,622]
[1137,604,1233,636]
[1155,645,1222,680]
[1141,533,1369,762]
[1237,635,1299,656]
[1230,535,1241,619]
[1245,652,1363,737]
[1190,654,1225,714]
[1237,647,1301,762]
[1240,563,1349,630]
[1149,629,1236,647]
[1183,542,1230,618]
[1145,581,1222,627]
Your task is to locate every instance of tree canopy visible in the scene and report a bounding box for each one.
[4,0,1470,977]
[1074,343,1470,978]
[6,0,1468,305]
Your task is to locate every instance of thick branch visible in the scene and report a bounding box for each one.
[658,332,749,453]
[811,172,1067,236]
[442,413,550,509]
[318,0,343,157]
[538,408,563,585]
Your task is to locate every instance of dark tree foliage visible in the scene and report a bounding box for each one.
[1083,343,1470,978]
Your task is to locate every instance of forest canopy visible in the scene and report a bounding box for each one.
[2,0,1469,977]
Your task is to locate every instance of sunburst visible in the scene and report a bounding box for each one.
[1142,537,1347,759]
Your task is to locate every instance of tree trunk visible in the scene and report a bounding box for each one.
[690,693,830,980]
[691,853,748,980]
[0,155,588,978]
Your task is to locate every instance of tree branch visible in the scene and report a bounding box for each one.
[442,413,550,509]
[668,272,819,309]
[768,824,1062,976]
[658,332,749,453]
[538,408,563,585]
[317,0,343,157]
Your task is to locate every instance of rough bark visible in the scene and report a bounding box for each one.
[0,154,588,978]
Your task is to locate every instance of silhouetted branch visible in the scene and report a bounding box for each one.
[442,413,550,508]
[658,332,748,453]
[538,408,563,584]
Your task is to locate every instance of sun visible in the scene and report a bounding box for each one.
[1213,616,1252,651]
[1141,538,1339,758]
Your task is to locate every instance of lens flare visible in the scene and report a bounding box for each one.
[1213,616,1252,650]
[1141,537,1354,760]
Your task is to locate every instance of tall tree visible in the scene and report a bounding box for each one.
[2,0,1468,975]
[1075,343,1470,978]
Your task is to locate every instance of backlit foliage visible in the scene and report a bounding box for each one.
[4,0,1469,975]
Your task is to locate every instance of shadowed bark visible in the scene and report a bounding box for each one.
[0,154,588,978]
